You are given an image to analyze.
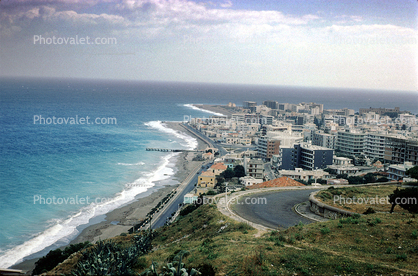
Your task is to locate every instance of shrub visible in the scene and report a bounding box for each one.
[321,227,331,235]
[386,247,393,254]
[396,253,407,261]
[363,207,376,214]
[389,187,418,214]
[412,230,418,239]
[33,241,91,275]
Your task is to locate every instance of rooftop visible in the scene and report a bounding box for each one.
[201,171,215,177]
[247,176,305,189]
[210,162,227,170]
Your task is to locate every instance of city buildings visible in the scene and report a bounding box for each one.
[197,171,216,188]
[188,100,417,185]
[387,162,414,181]
[244,158,264,179]
[336,130,365,156]
[279,142,333,170]
[279,168,330,182]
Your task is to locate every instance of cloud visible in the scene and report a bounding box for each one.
[220,0,232,8]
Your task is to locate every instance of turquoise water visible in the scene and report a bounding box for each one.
[0,78,416,267]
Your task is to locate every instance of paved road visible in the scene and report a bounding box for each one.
[181,123,228,156]
[152,123,226,229]
[232,189,320,229]
[152,166,202,229]
[264,163,276,181]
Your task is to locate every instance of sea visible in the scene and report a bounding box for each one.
[0,77,417,268]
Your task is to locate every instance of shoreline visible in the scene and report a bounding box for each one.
[11,121,210,273]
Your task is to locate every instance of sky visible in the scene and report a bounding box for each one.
[0,0,417,91]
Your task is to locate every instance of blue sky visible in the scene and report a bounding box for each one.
[0,0,416,91]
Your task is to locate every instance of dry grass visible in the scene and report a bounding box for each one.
[316,184,405,213]
[49,203,418,275]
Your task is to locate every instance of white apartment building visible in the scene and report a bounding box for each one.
[336,130,365,156]
[364,133,387,160]
[312,131,337,149]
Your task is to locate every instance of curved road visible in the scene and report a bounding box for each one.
[232,189,320,229]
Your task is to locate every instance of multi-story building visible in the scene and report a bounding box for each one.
[197,171,216,188]
[387,162,414,181]
[279,142,333,170]
[359,107,400,115]
[244,158,264,179]
[312,131,337,149]
[406,140,418,165]
[364,133,387,160]
[243,101,257,113]
[336,130,365,156]
[385,136,418,165]
[260,115,273,125]
[263,100,278,109]
[295,143,334,170]
[257,136,281,160]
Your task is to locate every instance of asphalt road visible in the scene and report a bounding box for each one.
[152,123,225,229]
[232,189,320,229]
[264,163,276,181]
[151,168,200,229]
[181,123,228,156]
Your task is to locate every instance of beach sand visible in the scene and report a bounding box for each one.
[195,104,240,117]
[11,122,209,273]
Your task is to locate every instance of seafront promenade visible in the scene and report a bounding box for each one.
[149,122,222,229]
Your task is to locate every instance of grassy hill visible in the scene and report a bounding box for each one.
[45,201,418,275]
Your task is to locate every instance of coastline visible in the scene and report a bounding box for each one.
[11,121,209,272]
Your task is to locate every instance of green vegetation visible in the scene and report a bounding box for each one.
[317,185,403,213]
[389,187,418,214]
[32,241,91,275]
[220,165,246,180]
[141,251,201,276]
[71,233,153,275]
[233,165,246,178]
[129,189,177,233]
[406,166,418,180]
[47,202,418,275]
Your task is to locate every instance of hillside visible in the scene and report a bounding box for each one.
[44,202,418,275]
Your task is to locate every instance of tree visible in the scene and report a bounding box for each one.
[221,168,235,179]
[406,166,418,180]
[364,173,376,183]
[377,177,389,182]
[336,174,348,179]
[389,187,418,214]
[347,176,364,184]
[206,149,213,153]
[233,165,246,178]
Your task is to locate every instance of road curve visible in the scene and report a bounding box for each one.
[231,189,320,229]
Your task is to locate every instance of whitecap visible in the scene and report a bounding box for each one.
[0,153,177,268]
[117,161,145,166]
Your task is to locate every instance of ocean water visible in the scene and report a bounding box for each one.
[0,78,416,268]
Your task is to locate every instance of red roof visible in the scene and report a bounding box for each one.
[210,162,227,170]
[248,177,305,189]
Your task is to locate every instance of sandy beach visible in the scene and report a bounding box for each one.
[11,122,210,273]
[195,104,240,117]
